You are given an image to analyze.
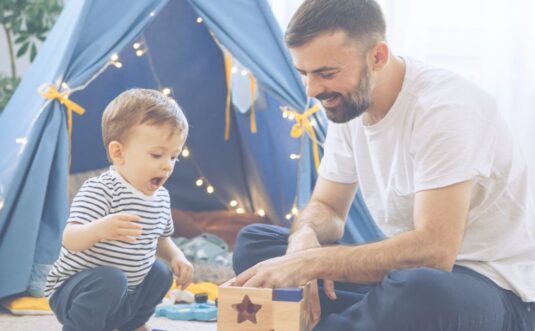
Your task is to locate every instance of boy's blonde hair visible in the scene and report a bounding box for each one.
[102,88,188,157]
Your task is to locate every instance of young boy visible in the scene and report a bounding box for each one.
[45,89,193,331]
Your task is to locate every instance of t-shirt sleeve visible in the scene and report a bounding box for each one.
[411,104,495,192]
[161,191,174,237]
[68,179,111,224]
[318,122,358,183]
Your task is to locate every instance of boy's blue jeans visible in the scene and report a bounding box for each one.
[233,224,535,331]
[49,260,172,331]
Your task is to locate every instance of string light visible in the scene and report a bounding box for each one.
[285,213,292,220]
[136,50,145,57]
[195,178,204,187]
[292,207,299,215]
[150,12,155,17]
[231,66,238,74]
[289,154,301,160]
[133,43,141,50]
[282,111,289,119]
[257,209,266,217]
[181,147,190,158]
[206,185,214,194]
[240,69,247,76]
[162,88,171,96]
[236,208,245,214]
[229,200,238,207]
[16,137,28,146]
[0,198,4,211]
[110,54,122,68]
[288,113,295,120]
[196,17,203,23]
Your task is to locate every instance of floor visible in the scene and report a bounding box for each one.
[0,308,217,331]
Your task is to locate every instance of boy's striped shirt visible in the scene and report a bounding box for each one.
[44,168,174,297]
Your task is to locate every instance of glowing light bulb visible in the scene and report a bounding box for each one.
[181,148,190,158]
[113,62,123,68]
[206,186,214,194]
[236,208,245,214]
[136,50,144,57]
[292,207,299,215]
[240,69,247,76]
[195,179,204,186]
[150,12,155,17]
[16,137,27,146]
[289,154,301,160]
[231,66,238,74]
[288,113,295,120]
[162,88,171,96]
[196,17,203,23]
[0,199,4,211]
[285,213,292,220]
[110,54,119,61]
[282,111,289,119]
[257,209,266,217]
[229,200,238,207]
[133,43,141,49]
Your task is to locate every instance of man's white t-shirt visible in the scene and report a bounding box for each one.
[318,57,535,302]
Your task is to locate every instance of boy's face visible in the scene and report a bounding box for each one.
[113,123,185,196]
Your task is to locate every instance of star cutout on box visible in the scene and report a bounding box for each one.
[232,294,262,324]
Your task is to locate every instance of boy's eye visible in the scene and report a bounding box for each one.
[151,154,162,159]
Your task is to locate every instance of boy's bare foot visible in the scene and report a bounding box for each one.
[134,324,151,331]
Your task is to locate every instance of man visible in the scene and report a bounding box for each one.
[233,0,535,330]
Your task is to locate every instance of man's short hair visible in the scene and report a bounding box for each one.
[102,88,188,151]
[285,0,386,51]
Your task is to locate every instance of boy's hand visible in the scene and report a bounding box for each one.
[170,256,193,290]
[91,213,142,242]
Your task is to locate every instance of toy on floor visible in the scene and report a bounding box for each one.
[155,292,217,321]
[217,279,313,331]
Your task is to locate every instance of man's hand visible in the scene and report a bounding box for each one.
[287,226,337,323]
[234,252,311,288]
[170,256,193,290]
[91,213,142,242]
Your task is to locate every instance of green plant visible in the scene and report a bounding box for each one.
[0,0,63,112]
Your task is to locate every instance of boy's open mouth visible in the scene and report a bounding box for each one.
[150,177,163,188]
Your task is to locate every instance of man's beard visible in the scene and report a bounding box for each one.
[317,65,372,123]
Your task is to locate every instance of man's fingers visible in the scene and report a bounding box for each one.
[234,266,257,287]
[310,281,321,323]
[323,279,337,300]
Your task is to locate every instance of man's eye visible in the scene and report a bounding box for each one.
[320,72,335,79]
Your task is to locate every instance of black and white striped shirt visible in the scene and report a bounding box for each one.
[44,168,174,297]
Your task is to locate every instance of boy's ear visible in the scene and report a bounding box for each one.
[108,141,125,165]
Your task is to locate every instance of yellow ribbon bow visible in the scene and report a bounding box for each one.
[39,84,85,138]
[39,84,85,162]
[285,104,321,171]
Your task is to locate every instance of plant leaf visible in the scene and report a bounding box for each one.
[16,42,29,57]
[30,43,37,61]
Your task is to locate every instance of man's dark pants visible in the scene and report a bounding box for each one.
[233,224,535,331]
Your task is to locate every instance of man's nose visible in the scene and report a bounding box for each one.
[305,75,323,98]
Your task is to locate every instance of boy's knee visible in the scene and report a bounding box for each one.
[149,260,173,289]
[94,266,129,298]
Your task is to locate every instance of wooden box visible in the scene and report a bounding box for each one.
[217,279,313,331]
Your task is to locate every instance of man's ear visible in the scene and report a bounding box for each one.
[108,141,125,165]
[369,41,389,72]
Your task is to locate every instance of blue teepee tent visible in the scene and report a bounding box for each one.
[0,0,382,299]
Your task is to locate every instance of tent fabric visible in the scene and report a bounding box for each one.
[0,0,380,299]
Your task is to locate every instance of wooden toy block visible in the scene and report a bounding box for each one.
[217,279,313,331]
